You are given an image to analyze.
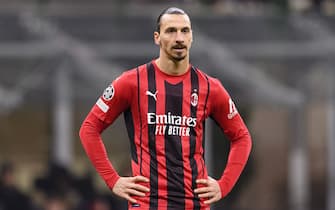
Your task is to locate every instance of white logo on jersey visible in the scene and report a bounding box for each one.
[102,85,114,101]
[147,112,197,127]
[147,112,197,137]
[227,98,238,119]
[146,90,158,101]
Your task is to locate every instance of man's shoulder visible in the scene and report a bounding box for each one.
[122,62,151,76]
[191,66,220,84]
[118,66,141,80]
[115,62,152,86]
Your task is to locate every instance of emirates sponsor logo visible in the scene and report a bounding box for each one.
[147,112,197,137]
[147,112,196,127]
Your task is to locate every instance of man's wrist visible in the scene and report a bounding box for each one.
[218,178,230,199]
[106,174,121,189]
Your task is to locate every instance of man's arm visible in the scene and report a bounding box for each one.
[79,71,149,203]
[217,127,251,198]
[79,113,149,203]
[194,78,252,204]
[79,112,120,189]
[212,80,252,198]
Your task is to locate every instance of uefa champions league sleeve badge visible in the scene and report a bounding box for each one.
[102,85,115,101]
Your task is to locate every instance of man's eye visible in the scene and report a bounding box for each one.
[166,28,176,33]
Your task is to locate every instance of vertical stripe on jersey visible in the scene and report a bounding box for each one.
[124,108,138,163]
[147,63,158,210]
[201,74,211,177]
[136,67,143,174]
[190,67,200,210]
[164,81,185,209]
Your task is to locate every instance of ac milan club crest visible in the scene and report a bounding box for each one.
[191,91,198,107]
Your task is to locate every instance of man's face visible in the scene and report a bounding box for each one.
[154,14,193,62]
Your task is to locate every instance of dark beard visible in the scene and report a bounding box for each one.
[168,50,186,62]
[164,46,187,62]
[171,54,186,62]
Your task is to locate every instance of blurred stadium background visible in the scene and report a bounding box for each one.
[0,0,335,210]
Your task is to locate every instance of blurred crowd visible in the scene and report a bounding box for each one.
[0,161,127,210]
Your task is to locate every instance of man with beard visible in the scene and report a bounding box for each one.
[79,7,252,210]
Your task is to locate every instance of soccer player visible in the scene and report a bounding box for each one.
[79,7,252,210]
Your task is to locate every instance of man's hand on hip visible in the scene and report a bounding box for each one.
[194,176,222,205]
[112,175,150,203]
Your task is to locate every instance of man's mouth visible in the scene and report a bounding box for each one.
[172,45,186,50]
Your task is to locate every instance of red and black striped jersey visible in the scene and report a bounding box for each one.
[80,60,252,210]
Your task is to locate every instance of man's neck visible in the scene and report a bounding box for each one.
[155,57,189,76]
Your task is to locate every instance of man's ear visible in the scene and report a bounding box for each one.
[154,31,160,45]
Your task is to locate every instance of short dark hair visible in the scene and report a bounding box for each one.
[156,7,188,33]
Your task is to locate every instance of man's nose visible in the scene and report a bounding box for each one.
[175,31,185,43]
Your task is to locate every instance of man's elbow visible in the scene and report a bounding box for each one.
[79,114,104,142]
[79,122,87,143]
[244,131,252,154]
[234,130,252,153]
[79,124,84,138]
